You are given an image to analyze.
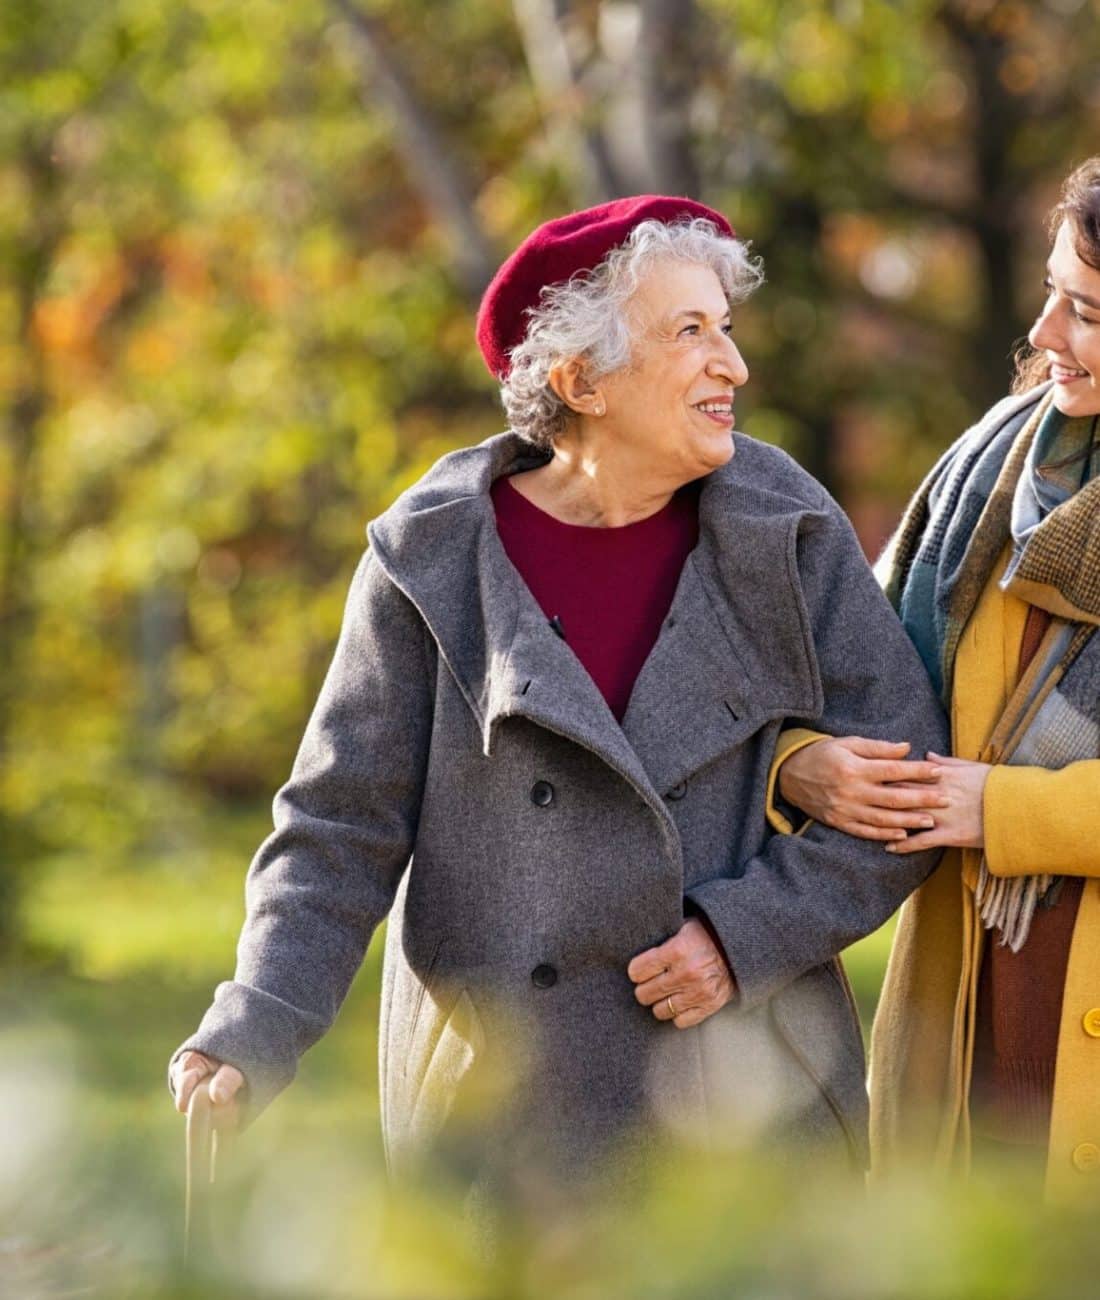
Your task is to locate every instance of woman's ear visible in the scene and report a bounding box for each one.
[548,358,605,417]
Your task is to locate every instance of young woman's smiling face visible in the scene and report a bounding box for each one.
[1029,220,1100,418]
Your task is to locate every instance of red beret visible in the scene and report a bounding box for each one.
[476,194,735,379]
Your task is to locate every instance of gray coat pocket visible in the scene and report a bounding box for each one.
[386,979,487,1173]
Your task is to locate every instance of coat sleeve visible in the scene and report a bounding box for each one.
[167,548,435,1124]
[764,726,823,834]
[983,761,1100,879]
[685,498,950,1011]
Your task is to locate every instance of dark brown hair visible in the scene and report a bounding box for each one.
[1012,156,1100,393]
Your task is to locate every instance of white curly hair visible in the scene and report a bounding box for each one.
[499,216,764,450]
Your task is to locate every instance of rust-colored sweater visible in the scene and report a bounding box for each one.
[970,606,1084,1147]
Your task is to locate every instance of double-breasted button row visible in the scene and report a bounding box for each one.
[531,963,557,988]
[1061,1012,1100,1174]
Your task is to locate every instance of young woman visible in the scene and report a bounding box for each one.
[775,157,1100,1199]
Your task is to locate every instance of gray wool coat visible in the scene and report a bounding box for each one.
[171,430,947,1182]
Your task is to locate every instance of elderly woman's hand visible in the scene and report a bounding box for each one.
[779,736,947,841]
[171,1049,245,1125]
[627,918,736,1029]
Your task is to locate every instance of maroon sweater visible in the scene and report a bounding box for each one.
[491,474,700,720]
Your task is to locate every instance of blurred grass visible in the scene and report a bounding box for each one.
[19,803,895,1009]
[11,817,1100,1298]
[2,805,387,1296]
[12,804,387,1138]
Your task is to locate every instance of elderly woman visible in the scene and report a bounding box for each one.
[169,196,945,1198]
[774,158,1100,1200]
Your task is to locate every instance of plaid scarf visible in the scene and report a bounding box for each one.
[877,383,1100,949]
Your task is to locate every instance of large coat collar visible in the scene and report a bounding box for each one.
[368,431,825,807]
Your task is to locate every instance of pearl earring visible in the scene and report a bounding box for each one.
[594,400,605,416]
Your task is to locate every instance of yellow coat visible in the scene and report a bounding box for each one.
[770,545,1100,1200]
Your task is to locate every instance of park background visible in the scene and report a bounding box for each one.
[3,0,1100,1294]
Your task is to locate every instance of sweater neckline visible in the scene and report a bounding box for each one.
[497,471,697,535]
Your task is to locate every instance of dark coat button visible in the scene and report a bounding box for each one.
[531,963,558,988]
[531,780,555,807]
[667,781,688,801]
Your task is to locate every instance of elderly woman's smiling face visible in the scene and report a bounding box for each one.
[595,258,749,482]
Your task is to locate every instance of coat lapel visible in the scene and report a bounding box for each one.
[488,597,662,805]
[620,554,752,797]
[621,473,820,796]
[369,431,821,812]
[368,433,663,808]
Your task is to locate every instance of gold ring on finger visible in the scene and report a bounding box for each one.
[667,995,676,1017]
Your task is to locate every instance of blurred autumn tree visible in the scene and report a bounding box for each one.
[1,0,1098,952]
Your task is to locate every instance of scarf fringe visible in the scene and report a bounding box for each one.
[975,859,1055,952]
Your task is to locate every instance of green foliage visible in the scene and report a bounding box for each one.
[4,0,1099,865]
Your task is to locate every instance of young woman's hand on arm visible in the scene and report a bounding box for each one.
[778,735,955,843]
[781,738,1100,862]
[882,752,990,854]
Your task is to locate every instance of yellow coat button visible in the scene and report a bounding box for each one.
[1072,1142,1100,1173]
[1083,1009,1100,1038]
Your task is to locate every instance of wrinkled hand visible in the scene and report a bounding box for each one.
[778,736,947,841]
[171,1050,245,1127]
[627,917,735,1029]
[884,752,989,854]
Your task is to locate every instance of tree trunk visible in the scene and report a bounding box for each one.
[329,0,498,299]
[941,1,1031,407]
[512,0,628,202]
[636,0,702,197]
